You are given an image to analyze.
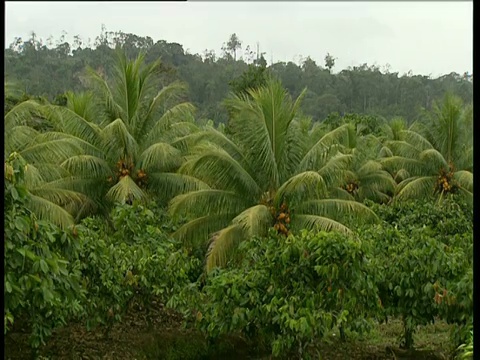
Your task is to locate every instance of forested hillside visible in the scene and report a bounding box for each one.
[4,28,473,124]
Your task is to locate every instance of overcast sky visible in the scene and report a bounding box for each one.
[5,1,473,77]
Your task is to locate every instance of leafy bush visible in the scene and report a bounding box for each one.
[76,202,202,331]
[4,153,84,347]
[366,198,472,241]
[183,229,380,358]
[4,154,202,347]
[360,199,473,349]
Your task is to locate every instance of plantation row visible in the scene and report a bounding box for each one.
[4,160,473,357]
[4,49,473,358]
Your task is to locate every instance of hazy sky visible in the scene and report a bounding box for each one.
[5,1,473,77]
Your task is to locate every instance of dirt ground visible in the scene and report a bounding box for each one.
[4,304,455,360]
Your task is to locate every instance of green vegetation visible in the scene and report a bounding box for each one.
[5,29,473,124]
[4,32,473,359]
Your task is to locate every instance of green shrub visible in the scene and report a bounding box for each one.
[186,229,380,358]
[76,202,202,331]
[4,153,85,348]
[359,199,473,349]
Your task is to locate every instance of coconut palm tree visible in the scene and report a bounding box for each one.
[4,50,201,226]
[41,50,202,208]
[380,93,473,204]
[168,80,378,271]
[5,101,92,228]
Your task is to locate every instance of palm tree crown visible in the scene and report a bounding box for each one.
[380,93,473,204]
[169,79,377,271]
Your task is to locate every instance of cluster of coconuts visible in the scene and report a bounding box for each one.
[435,166,456,194]
[270,202,291,236]
[344,181,359,194]
[136,169,147,187]
[106,159,147,188]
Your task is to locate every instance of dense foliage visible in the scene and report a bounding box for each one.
[176,230,380,357]
[4,153,85,347]
[4,153,200,348]
[365,199,473,345]
[4,33,473,359]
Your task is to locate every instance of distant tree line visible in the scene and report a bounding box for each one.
[4,27,473,124]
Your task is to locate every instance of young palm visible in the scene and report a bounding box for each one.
[380,94,473,204]
[5,101,92,228]
[169,80,377,271]
[44,50,201,208]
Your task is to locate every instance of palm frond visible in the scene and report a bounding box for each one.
[29,186,88,207]
[64,91,105,124]
[101,118,138,162]
[419,148,449,172]
[105,175,146,203]
[23,163,45,188]
[142,102,196,146]
[20,138,83,165]
[27,194,75,229]
[358,171,396,193]
[179,148,262,197]
[274,171,328,206]
[454,186,473,206]
[394,169,410,183]
[356,160,383,177]
[395,176,436,201]
[454,170,473,193]
[147,172,211,199]
[384,140,423,159]
[61,155,113,179]
[231,204,272,238]
[298,123,354,171]
[35,131,104,158]
[296,199,378,223]
[428,93,464,163]
[378,146,393,158]
[171,213,237,247]
[277,120,308,183]
[329,187,356,201]
[226,98,280,189]
[160,122,200,145]
[379,156,424,176]
[399,130,434,152]
[291,214,351,234]
[172,126,246,162]
[4,100,42,132]
[317,152,354,188]
[5,125,40,156]
[138,142,182,172]
[139,81,191,135]
[47,105,103,146]
[169,189,248,218]
[206,225,245,271]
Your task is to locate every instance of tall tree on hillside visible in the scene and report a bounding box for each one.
[226,33,242,61]
[324,52,336,73]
